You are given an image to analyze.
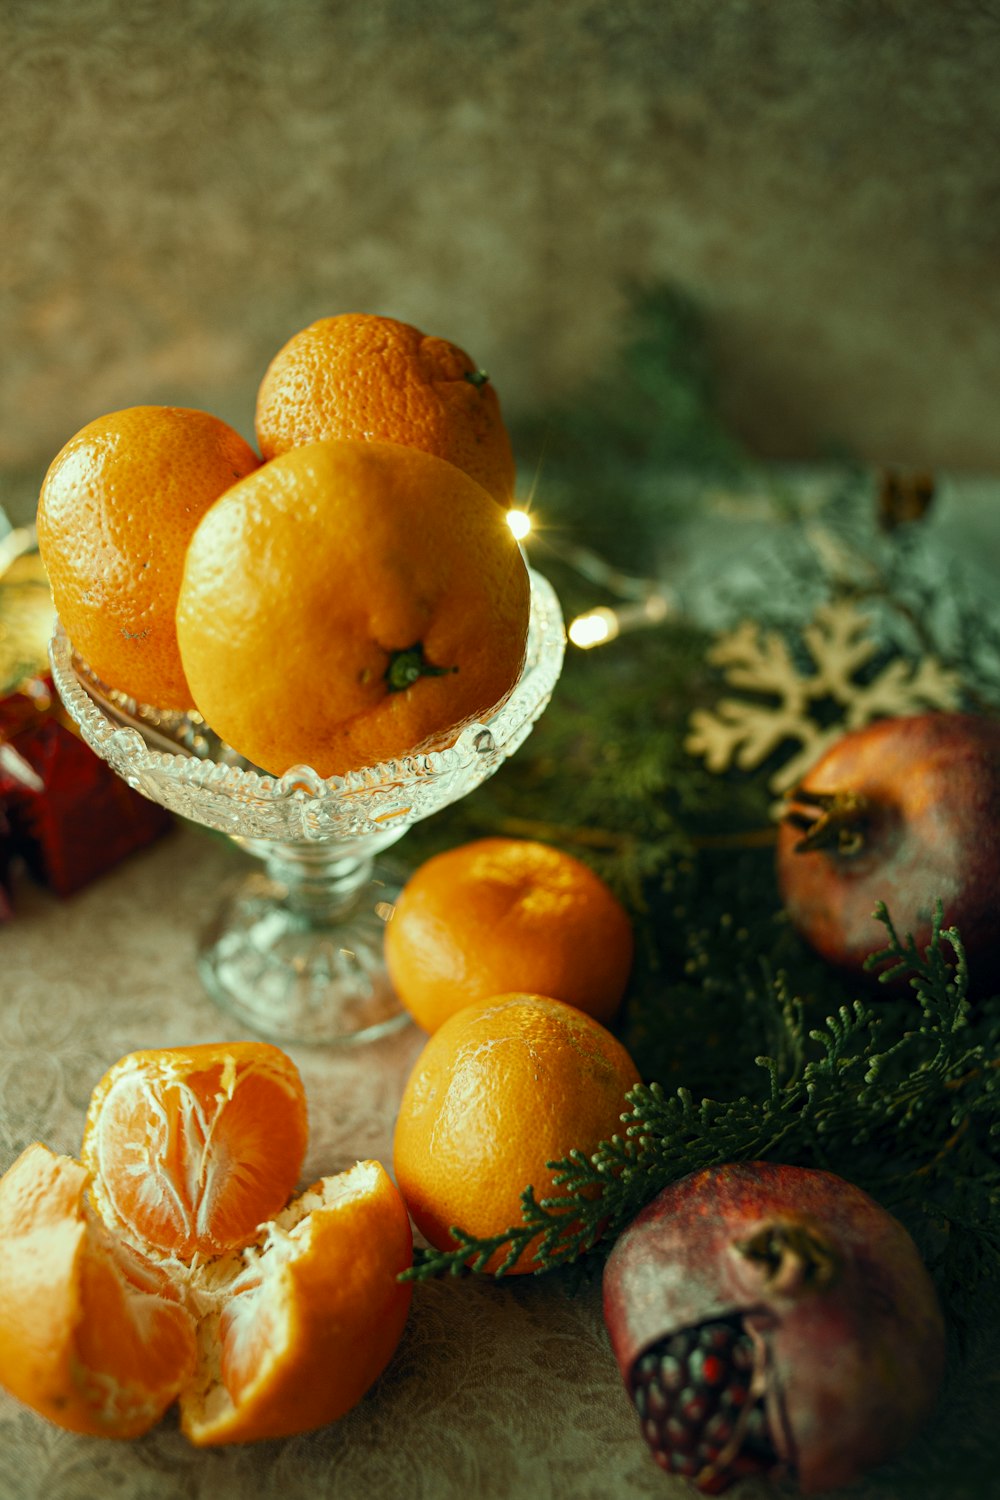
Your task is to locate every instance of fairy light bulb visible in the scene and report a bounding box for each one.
[568,594,674,650]
[569,608,619,649]
[506,508,532,541]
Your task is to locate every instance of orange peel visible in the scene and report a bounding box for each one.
[0,1044,413,1444]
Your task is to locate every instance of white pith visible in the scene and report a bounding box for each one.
[81,1152,374,1434]
[181,1167,377,1433]
[74,1198,191,1427]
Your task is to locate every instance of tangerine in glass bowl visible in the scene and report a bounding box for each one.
[49,561,564,1045]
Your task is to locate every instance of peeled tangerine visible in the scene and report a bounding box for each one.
[603,1162,945,1495]
[0,1042,413,1444]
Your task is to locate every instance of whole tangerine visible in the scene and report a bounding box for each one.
[36,405,259,710]
[254,312,517,505]
[175,439,531,777]
[392,993,641,1274]
[384,837,634,1033]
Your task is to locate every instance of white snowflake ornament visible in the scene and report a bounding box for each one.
[685,597,963,796]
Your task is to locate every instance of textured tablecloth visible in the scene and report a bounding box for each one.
[0,823,682,1500]
[5,823,993,1500]
[4,470,1000,1499]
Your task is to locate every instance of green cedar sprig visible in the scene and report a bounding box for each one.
[406,903,1000,1303]
[401,282,1000,1308]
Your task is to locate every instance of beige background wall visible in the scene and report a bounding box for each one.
[4,0,1000,523]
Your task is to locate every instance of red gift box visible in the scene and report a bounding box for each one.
[0,678,172,907]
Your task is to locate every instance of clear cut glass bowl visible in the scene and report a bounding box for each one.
[49,567,565,1046]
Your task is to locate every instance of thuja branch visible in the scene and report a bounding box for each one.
[406,906,1000,1285]
[403,1178,618,1280]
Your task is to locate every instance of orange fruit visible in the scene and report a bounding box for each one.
[393,994,641,1273]
[81,1041,310,1262]
[176,439,531,777]
[0,1044,413,1444]
[0,1143,197,1438]
[178,1158,413,1445]
[384,837,634,1033]
[255,312,517,506]
[36,405,259,710]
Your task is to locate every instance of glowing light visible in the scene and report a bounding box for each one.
[506,508,532,541]
[568,593,675,650]
[568,608,619,649]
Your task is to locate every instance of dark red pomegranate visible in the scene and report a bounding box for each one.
[776,712,1000,982]
[603,1162,945,1494]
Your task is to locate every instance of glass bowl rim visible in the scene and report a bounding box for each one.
[48,564,566,806]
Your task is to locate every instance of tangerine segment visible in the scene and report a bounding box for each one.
[0,1143,197,1438]
[393,994,641,1274]
[180,1160,413,1446]
[176,439,531,778]
[81,1043,309,1263]
[255,312,516,506]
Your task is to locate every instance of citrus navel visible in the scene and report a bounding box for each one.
[254,312,516,505]
[393,994,641,1274]
[36,405,259,710]
[0,1043,414,1445]
[385,837,634,1033]
[175,439,531,778]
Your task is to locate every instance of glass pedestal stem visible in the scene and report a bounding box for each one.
[250,842,380,922]
[196,833,408,1046]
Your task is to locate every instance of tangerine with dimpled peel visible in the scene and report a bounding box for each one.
[255,311,516,505]
[393,993,641,1273]
[36,405,259,710]
[176,439,531,778]
[385,837,634,1033]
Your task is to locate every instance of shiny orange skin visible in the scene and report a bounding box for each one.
[0,1143,197,1438]
[176,439,531,778]
[393,994,641,1273]
[777,712,1000,981]
[81,1042,309,1263]
[385,837,634,1033]
[255,312,516,506]
[36,406,259,710]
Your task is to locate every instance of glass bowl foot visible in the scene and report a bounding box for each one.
[197,864,408,1046]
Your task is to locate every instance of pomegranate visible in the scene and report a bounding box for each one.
[776,712,1000,982]
[603,1162,945,1494]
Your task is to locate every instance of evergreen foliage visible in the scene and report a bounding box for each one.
[402,285,1000,1326]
